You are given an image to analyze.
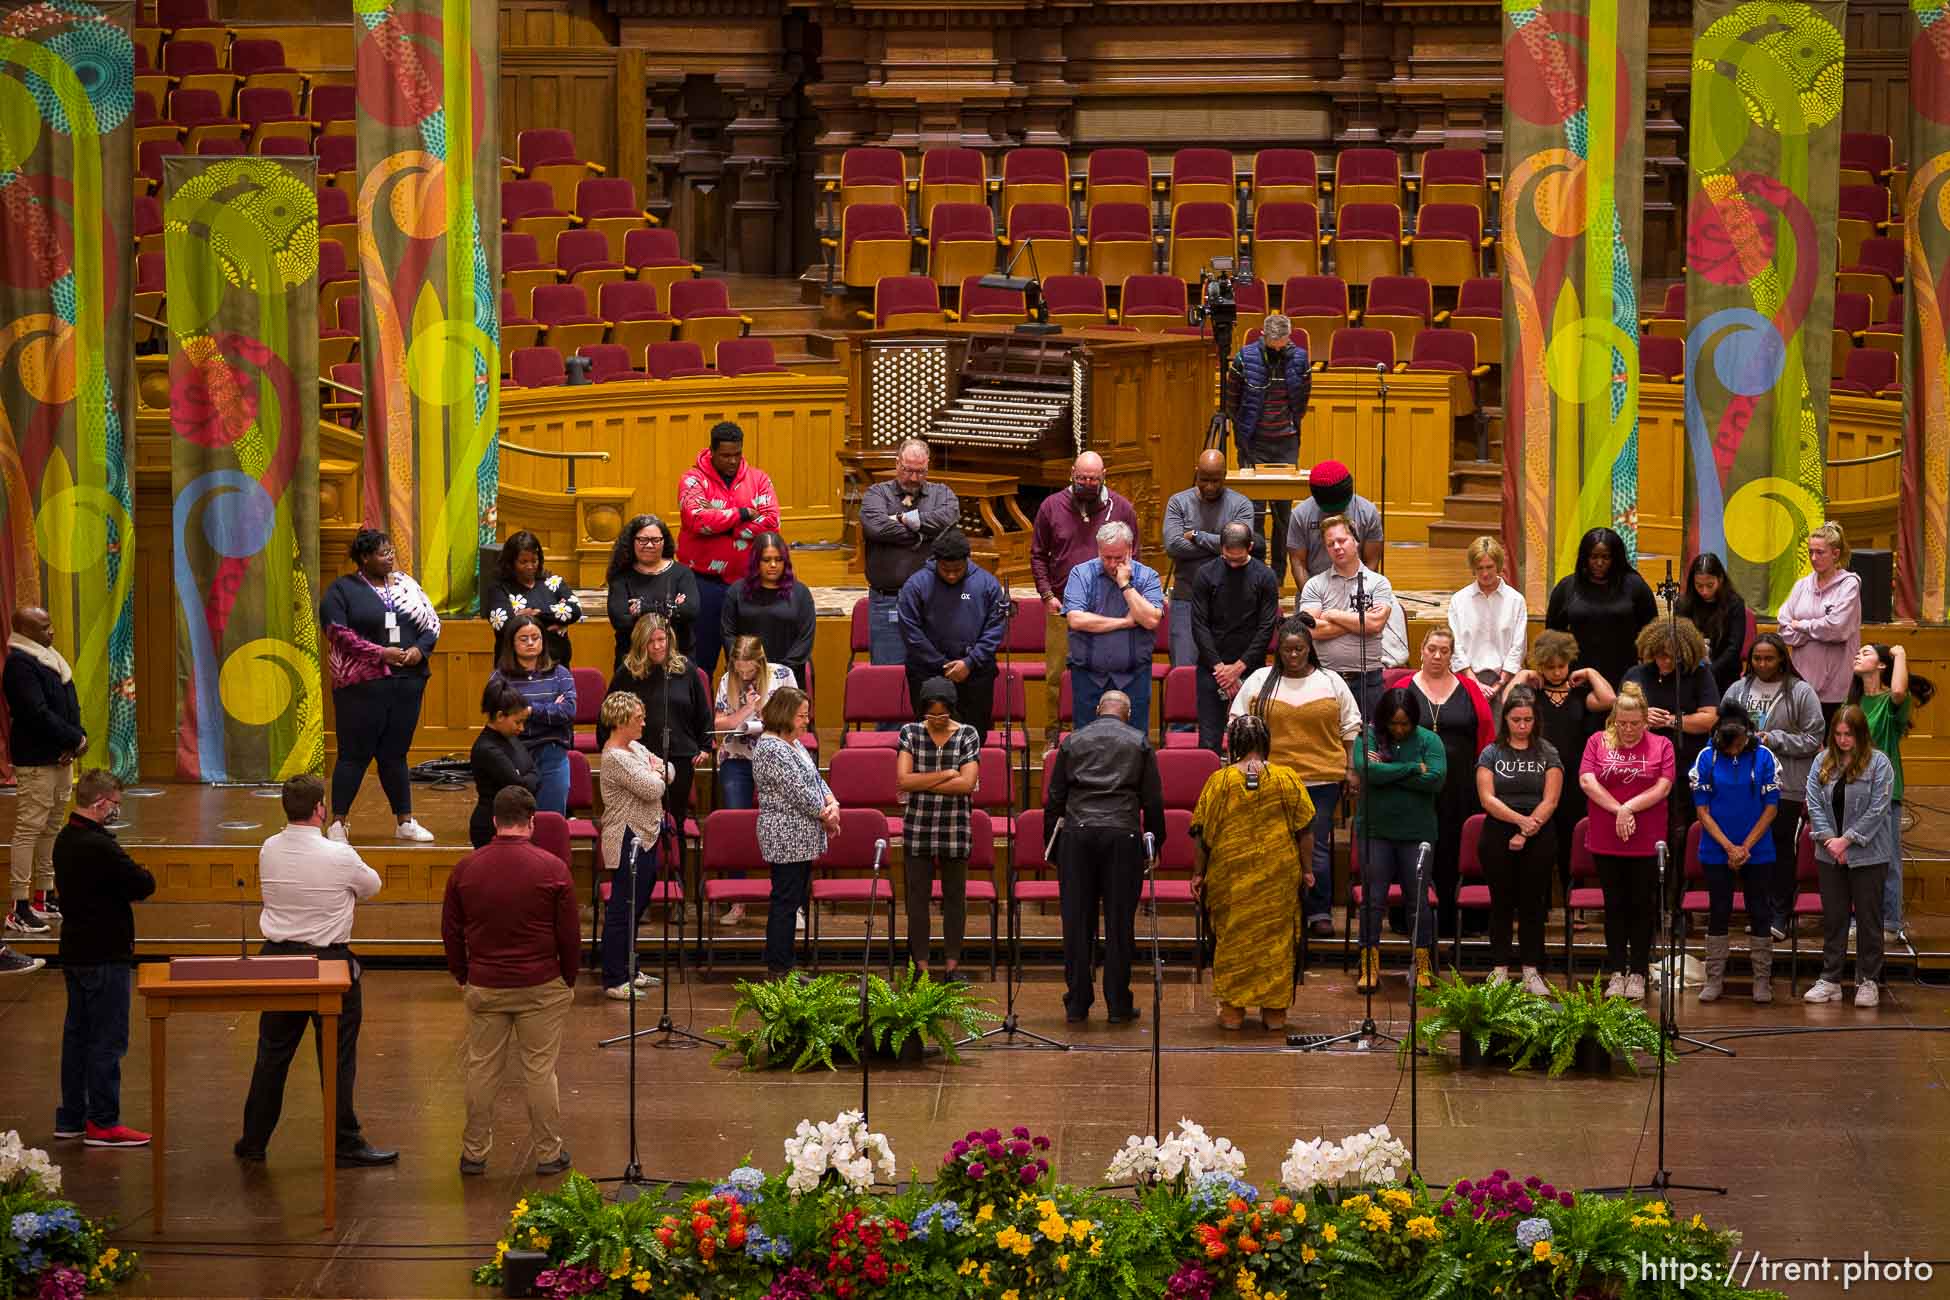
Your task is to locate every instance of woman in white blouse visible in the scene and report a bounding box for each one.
[597,692,668,1002]
[752,687,840,976]
[1447,535,1529,693]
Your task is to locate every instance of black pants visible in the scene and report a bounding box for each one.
[652,754,695,830]
[1819,860,1887,984]
[1058,826,1141,1017]
[239,941,365,1153]
[1195,663,1231,752]
[1765,800,1803,930]
[763,861,812,973]
[330,674,427,817]
[906,667,995,741]
[1594,853,1657,976]
[905,851,967,969]
[58,963,131,1131]
[1481,819,1556,969]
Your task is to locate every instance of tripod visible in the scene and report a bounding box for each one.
[1143,830,1164,1137]
[960,597,1070,1051]
[596,831,654,1201]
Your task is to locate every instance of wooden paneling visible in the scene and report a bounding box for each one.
[1299,372,1464,545]
[500,0,615,48]
[501,46,624,174]
[1634,379,1689,562]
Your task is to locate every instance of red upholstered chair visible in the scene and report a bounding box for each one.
[985,669,1029,751]
[132,92,181,152]
[318,295,360,369]
[1145,809,1207,967]
[571,667,606,753]
[134,40,169,106]
[809,808,897,973]
[1156,747,1221,809]
[1863,292,1902,353]
[1252,202,1320,290]
[134,251,164,344]
[1639,333,1684,384]
[926,202,1000,288]
[503,233,559,317]
[502,179,574,260]
[500,291,542,357]
[528,812,572,869]
[1640,281,1687,340]
[1284,274,1350,361]
[858,275,947,330]
[1167,201,1237,283]
[946,809,1002,978]
[311,84,358,140]
[838,147,907,211]
[918,147,987,230]
[1830,291,1873,379]
[957,277,1027,325]
[1786,823,1823,994]
[1565,817,1605,978]
[847,598,872,666]
[257,135,308,157]
[1118,274,1189,333]
[132,195,163,258]
[1449,277,1503,373]
[1342,834,1441,972]
[1042,274,1108,330]
[564,749,599,847]
[237,86,308,150]
[1361,275,1432,362]
[1405,330,1487,414]
[667,278,750,364]
[699,809,769,973]
[1831,348,1900,397]
[1451,815,1493,970]
[316,185,355,262]
[825,747,903,827]
[195,136,245,156]
[1003,603,1046,681]
[1329,327,1396,371]
[556,227,627,313]
[1000,148,1069,223]
[841,665,912,747]
[169,88,245,152]
[1416,149,1487,214]
[576,177,655,261]
[1839,131,1893,188]
[1327,202,1403,289]
[1083,202,1156,286]
[1008,808,1063,950]
[135,140,171,195]
[623,227,702,302]
[232,40,304,99]
[1836,184,1891,269]
[1838,237,1903,320]
[510,347,567,388]
[1160,667,1200,748]
[645,340,714,380]
[317,133,357,189]
[1086,147,1152,213]
[1005,202,1075,281]
[157,0,215,26]
[1170,147,1236,210]
[518,127,604,213]
[316,242,359,322]
[717,337,790,377]
[1409,203,1488,289]
[1229,277,1268,342]
[579,343,646,384]
[163,40,238,110]
[1334,148,1402,207]
[532,283,606,357]
[1253,148,1320,208]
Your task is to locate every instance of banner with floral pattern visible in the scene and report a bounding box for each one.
[162,156,323,783]
[354,0,499,615]
[0,0,137,781]
[1682,0,1844,615]
[1898,0,1950,623]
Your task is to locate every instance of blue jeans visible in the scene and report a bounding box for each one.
[867,591,906,665]
[1071,668,1151,741]
[533,743,569,816]
[1304,783,1339,923]
[1360,837,1433,948]
[601,827,657,989]
[717,756,755,809]
[693,574,729,680]
[764,861,813,972]
[58,963,131,1131]
[1883,801,1904,929]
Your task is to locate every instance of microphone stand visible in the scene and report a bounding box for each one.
[1374,362,1389,575]
[1143,829,1163,1139]
[598,830,651,1202]
[960,596,1070,1051]
[1408,840,1431,1174]
[860,836,887,1125]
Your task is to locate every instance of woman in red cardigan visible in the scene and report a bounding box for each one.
[1386,627,1493,939]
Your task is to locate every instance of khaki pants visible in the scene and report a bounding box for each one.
[461,979,573,1163]
[11,762,70,901]
[1043,611,1070,745]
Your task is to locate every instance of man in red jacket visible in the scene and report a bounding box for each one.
[441,786,580,1178]
[678,421,780,677]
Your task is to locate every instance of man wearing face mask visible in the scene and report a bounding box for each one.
[1031,452,1139,746]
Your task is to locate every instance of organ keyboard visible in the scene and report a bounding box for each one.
[923,333,1082,458]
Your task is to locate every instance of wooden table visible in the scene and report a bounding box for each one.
[137,960,353,1230]
[1225,462,1310,504]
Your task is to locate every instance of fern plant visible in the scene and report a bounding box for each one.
[710,971,866,1073]
[1404,971,1549,1060]
[864,962,998,1062]
[1513,975,1673,1077]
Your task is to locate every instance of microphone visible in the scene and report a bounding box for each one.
[237,875,250,959]
[1142,831,1156,861]
[1375,362,1387,376]
[872,837,888,867]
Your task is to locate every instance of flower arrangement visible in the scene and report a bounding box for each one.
[473,1122,1788,1300]
[0,1132,138,1297]
[1278,1124,1411,1197]
[783,1111,897,1197]
[1104,1119,1246,1189]
[936,1126,1052,1204]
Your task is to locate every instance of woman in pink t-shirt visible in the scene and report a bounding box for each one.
[1578,682,1675,1001]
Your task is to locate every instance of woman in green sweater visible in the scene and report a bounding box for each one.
[1354,686,1447,992]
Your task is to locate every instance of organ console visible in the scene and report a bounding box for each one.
[924,333,1083,459]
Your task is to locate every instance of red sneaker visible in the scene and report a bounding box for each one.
[83,1123,151,1148]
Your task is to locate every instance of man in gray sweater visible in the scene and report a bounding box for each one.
[1161,450,1255,671]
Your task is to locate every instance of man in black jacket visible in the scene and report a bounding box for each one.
[1189,522,1283,751]
[5,607,86,936]
[897,529,1008,739]
[53,770,154,1146]
[1043,691,1166,1025]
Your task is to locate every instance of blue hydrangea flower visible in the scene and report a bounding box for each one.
[727,1165,765,1191]
[1190,1172,1259,1207]
[911,1200,964,1241]
[742,1225,791,1262]
[1516,1216,1554,1247]
[44,1207,80,1233]
[12,1212,43,1243]
[21,1247,48,1274]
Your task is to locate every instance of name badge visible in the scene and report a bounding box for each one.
[387,625,401,645]
[383,611,398,630]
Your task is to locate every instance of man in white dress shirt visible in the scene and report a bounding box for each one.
[234,775,396,1167]
[1447,535,1529,692]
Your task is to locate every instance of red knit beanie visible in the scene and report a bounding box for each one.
[1309,459,1355,512]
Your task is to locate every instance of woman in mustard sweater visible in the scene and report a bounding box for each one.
[1352,686,1447,992]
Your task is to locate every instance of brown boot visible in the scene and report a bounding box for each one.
[1355,947,1380,994]
[1413,949,1433,990]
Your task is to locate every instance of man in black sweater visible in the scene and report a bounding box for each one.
[1188,522,1283,752]
[53,770,155,1147]
[5,606,87,936]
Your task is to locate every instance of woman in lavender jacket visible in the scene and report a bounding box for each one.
[1776,522,1861,719]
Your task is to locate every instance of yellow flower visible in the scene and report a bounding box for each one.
[529,1232,551,1251]
[979,1263,992,1285]
[1037,1199,1060,1217]
[1321,1225,1338,1244]
[1406,1215,1441,1242]
[958,1259,978,1276]
[997,1226,1035,1256]
[1532,1240,1553,1262]
[1648,1201,1668,1218]
[493,1241,509,1266]
[1380,1189,1413,1211]
[1002,1290,1020,1300]
[630,1271,652,1295]
[610,1247,634,1278]
[1070,1218,1093,1242]
[1057,1253,1070,1273]
[100,1250,119,1265]
[513,1199,530,1219]
[1089,1238,1102,1258]
[1690,1213,1706,1231]
[1342,1194,1372,1214]
[1301,1244,1317,1264]
[1361,1206,1393,1233]
[976,1203,995,1222]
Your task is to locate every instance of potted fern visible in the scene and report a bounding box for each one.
[1406,972,1548,1067]
[1513,976,1671,1077]
[863,963,998,1064]
[710,971,866,1073]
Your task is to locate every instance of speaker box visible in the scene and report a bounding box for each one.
[1849,548,1893,624]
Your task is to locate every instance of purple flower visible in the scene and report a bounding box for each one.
[1032,1136,1051,1151]
[1559,1191,1575,1208]
[1440,1199,1456,1216]
[1515,1195,1534,1213]
[1493,1169,1509,1180]
[1539,1184,1555,1198]
[36,1269,86,1300]
[1012,1126,1031,1139]
[981,1128,1001,1142]
[1525,1176,1542,1189]
[1455,1180,1473,1194]
[1166,1261,1215,1300]
[1035,1159,1049,1175]
[1010,1140,1031,1158]
[1019,1166,1039,1184]
[967,1162,986,1180]
[965,1130,982,1142]
[986,1142,1005,1161]
[950,1140,969,1158]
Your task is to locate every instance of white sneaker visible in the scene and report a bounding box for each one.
[719,905,746,926]
[631,970,661,989]
[1803,978,1844,1003]
[394,818,434,843]
[1624,974,1647,1001]
[1853,980,1879,1008]
[1604,972,1628,998]
[796,908,806,932]
[1485,966,1509,986]
[604,984,645,1001]
[326,822,350,843]
[1521,967,1553,997]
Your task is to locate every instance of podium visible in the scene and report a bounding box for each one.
[137,960,353,1230]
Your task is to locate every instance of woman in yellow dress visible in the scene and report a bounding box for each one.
[1190,713,1317,1031]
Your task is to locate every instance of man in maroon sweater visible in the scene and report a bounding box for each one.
[441,786,580,1178]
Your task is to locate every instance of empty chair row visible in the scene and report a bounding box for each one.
[501,280,749,364]
[505,338,791,387]
[502,225,698,314]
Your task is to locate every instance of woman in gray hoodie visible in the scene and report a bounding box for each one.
[1802,706,1895,1009]
[1720,633,1824,941]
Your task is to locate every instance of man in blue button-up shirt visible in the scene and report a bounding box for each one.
[1062,521,1165,734]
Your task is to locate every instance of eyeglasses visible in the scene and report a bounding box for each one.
[634,535,662,547]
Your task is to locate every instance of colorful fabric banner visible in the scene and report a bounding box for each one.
[1898,0,1950,623]
[355,0,499,615]
[1498,0,1650,607]
[162,157,323,783]
[0,0,137,781]
[1682,0,1845,615]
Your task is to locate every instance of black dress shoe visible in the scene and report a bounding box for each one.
[336,1144,399,1168]
[233,1141,266,1162]
[459,1156,487,1176]
[1106,1007,1142,1025]
[1064,1007,1089,1024]
[536,1149,572,1176]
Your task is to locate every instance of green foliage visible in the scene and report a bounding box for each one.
[1406,971,1549,1059]
[0,1173,139,1296]
[865,962,998,1062]
[710,966,996,1073]
[1406,972,1669,1077]
[1514,976,1673,1078]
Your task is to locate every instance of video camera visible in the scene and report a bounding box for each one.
[1188,256,1239,331]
